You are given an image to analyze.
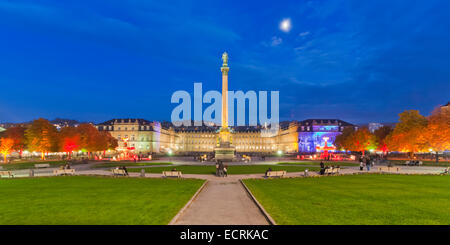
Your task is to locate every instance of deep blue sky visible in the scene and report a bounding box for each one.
[1,0,449,124]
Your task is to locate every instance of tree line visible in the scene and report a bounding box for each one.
[334,107,450,159]
[0,118,118,162]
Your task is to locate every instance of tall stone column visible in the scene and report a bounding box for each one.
[215,52,235,161]
[221,52,229,128]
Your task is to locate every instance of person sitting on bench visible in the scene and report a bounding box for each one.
[320,161,325,175]
[121,166,129,176]
[265,167,273,177]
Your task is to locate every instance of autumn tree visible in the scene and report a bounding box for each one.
[3,126,26,158]
[25,118,58,160]
[335,127,377,155]
[351,127,378,155]
[374,126,393,154]
[425,106,450,162]
[77,123,117,158]
[59,126,81,159]
[99,131,118,156]
[0,138,14,163]
[335,127,355,151]
[385,110,428,158]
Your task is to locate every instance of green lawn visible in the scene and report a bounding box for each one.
[0,160,68,170]
[0,176,204,225]
[128,165,319,175]
[93,162,173,168]
[278,161,359,166]
[244,174,450,225]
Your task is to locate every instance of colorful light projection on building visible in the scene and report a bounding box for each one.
[298,130,341,153]
[315,137,336,158]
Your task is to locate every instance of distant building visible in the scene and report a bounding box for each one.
[51,118,80,130]
[368,122,384,133]
[97,118,355,154]
[96,119,176,154]
[297,119,356,153]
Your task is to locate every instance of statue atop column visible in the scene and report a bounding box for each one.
[222,52,228,67]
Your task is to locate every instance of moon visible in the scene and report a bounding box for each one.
[279,18,292,32]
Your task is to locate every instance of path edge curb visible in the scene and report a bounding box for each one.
[239,179,277,225]
[168,179,209,225]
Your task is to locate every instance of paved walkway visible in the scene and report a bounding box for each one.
[173,179,270,225]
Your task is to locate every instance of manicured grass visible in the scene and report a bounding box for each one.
[0,160,68,170]
[0,176,204,225]
[278,161,359,166]
[128,165,320,175]
[93,162,173,168]
[244,174,450,225]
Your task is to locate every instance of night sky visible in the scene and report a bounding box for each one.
[1,0,449,124]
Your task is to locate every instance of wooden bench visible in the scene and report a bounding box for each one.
[53,169,75,176]
[324,168,340,175]
[265,170,286,178]
[112,169,128,176]
[163,171,182,178]
[0,171,14,178]
[378,166,400,172]
[405,161,423,166]
[35,163,50,168]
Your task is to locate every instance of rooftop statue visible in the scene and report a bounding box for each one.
[222,52,228,67]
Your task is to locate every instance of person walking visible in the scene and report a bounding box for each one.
[215,162,220,176]
[365,158,370,171]
[223,165,228,177]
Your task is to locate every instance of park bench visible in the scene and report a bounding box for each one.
[324,168,340,175]
[0,171,14,178]
[35,163,50,168]
[378,166,400,172]
[112,169,128,176]
[162,171,182,178]
[53,169,75,176]
[405,161,423,166]
[265,170,286,178]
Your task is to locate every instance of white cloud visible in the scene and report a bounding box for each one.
[299,31,310,37]
[271,36,282,46]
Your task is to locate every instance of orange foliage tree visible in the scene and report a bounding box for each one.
[425,106,450,161]
[3,126,26,158]
[385,110,428,157]
[76,123,118,158]
[59,126,81,159]
[335,127,377,155]
[0,138,14,163]
[374,126,393,154]
[25,118,58,160]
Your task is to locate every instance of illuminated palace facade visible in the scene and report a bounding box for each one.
[96,118,355,154]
